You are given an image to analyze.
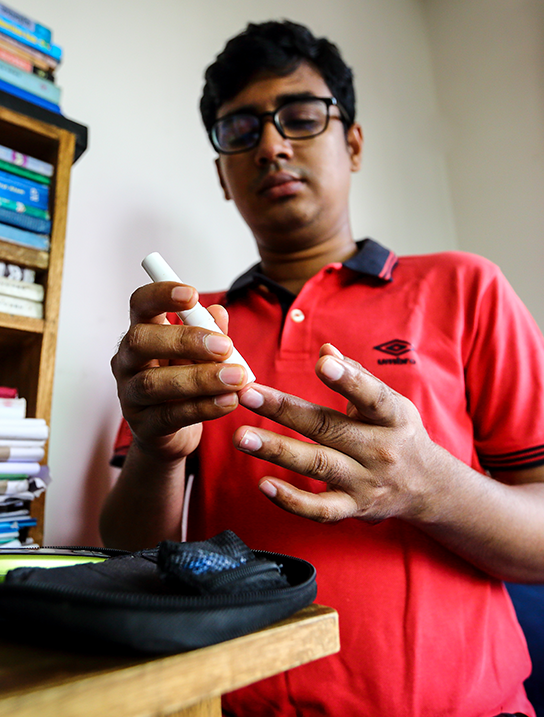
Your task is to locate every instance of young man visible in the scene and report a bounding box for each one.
[101,20,544,716]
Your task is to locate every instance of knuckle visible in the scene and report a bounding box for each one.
[268,439,297,465]
[373,443,398,466]
[138,366,158,396]
[124,323,145,354]
[309,409,334,439]
[307,447,332,478]
[367,383,390,414]
[314,505,337,524]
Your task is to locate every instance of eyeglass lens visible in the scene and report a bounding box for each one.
[213,99,331,153]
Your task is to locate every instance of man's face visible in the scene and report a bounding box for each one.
[215,62,363,254]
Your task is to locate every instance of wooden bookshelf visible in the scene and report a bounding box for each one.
[0,100,87,545]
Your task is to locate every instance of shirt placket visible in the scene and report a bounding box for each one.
[276,264,341,365]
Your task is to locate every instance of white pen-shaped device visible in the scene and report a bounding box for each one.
[142,252,256,383]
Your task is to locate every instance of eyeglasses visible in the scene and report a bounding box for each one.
[210,97,350,155]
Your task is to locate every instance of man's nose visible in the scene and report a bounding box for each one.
[254,118,294,165]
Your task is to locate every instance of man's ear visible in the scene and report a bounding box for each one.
[346,123,363,172]
[215,158,232,201]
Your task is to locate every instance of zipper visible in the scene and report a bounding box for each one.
[0,550,315,609]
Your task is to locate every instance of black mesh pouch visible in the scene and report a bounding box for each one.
[0,530,317,654]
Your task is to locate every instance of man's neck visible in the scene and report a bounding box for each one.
[258,235,358,295]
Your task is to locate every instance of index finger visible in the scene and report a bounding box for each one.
[315,348,402,427]
[238,382,360,452]
[129,281,198,327]
[238,349,403,439]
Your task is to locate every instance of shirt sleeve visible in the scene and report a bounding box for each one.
[465,263,544,471]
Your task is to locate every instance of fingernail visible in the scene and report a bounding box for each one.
[259,480,278,498]
[205,334,231,356]
[239,429,263,452]
[214,393,237,407]
[219,365,245,386]
[171,286,194,303]
[321,356,344,381]
[239,387,264,409]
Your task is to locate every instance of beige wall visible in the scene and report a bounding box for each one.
[423,0,544,328]
[8,0,542,544]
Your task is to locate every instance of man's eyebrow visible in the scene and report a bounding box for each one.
[221,92,321,117]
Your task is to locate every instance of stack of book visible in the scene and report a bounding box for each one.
[0,386,49,546]
[0,259,42,319]
[0,141,52,260]
[0,2,61,113]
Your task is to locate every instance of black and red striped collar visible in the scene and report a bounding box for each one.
[227,238,398,303]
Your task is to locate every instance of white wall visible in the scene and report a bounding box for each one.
[422,0,544,329]
[9,0,540,545]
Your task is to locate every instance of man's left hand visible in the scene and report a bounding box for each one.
[234,343,447,524]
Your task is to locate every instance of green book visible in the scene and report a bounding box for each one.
[0,196,50,219]
[0,158,50,185]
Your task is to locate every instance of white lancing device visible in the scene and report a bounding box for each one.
[141,252,256,382]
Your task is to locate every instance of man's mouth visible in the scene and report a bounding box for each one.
[257,171,305,198]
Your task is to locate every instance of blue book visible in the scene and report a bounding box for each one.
[0,168,49,209]
[0,206,51,233]
[0,517,37,532]
[0,77,60,113]
[0,58,61,104]
[0,16,61,61]
[0,221,49,250]
[0,4,52,43]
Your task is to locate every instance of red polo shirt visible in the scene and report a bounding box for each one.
[114,239,542,716]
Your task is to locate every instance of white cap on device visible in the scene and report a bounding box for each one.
[142,252,256,383]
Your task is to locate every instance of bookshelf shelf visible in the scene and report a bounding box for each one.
[0,97,87,545]
[0,313,44,333]
[0,239,49,270]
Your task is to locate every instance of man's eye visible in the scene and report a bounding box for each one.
[280,104,324,134]
[283,115,321,131]
[218,116,258,147]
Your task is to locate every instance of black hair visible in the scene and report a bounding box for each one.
[200,20,356,135]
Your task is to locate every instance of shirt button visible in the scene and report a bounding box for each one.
[290,308,305,323]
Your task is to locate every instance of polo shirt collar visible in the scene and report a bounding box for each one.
[226,238,398,302]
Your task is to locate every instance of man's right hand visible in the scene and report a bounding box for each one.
[111,280,250,464]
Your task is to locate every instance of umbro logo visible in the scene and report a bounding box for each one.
[373,339,416,365]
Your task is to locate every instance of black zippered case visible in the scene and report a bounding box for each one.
[0,531,317,654]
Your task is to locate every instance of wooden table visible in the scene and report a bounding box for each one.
[0,604,339,717]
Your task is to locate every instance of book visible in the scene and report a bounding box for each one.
[0,439,45,449]
[0,168,49,208]
[0,418,48,440]
[0,4,52,43]
[0,261,36,283]
[0,197,49,219]
[0,517,37,532]
[0,16,61,62]
[0,445,44,462]
[0,57,61,104]
[0,275,43,302]
[0,77,60,113]
[0,396,26,419]
[0,291,43,318]
[33,66,54,82]
[0,40,29,71]
[0,222,49,251]
[0,467,50,498]
[0,461,41,476]
[0,158,50,185]
[0,386,17,398]
[0,205,51,233]
[0,143,53,178]
[0,35,57,73]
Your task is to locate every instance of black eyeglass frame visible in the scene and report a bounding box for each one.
[209,96,352,155]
